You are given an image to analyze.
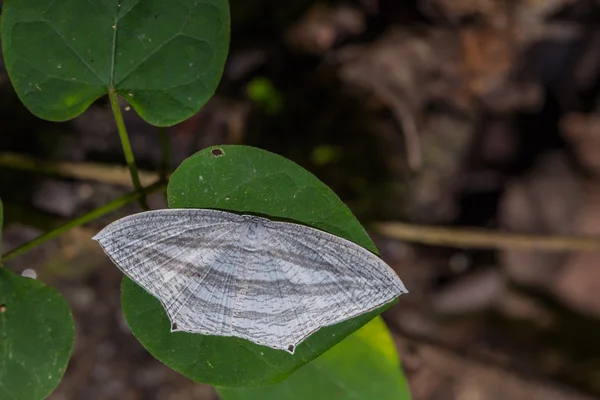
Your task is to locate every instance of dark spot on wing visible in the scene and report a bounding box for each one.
[287,344,295,353]
[171,323,178,330]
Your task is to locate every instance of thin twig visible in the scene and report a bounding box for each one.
[108,89,149,210]
[1,181,166,263]
[0,152,159,187]
[374,221,600,251]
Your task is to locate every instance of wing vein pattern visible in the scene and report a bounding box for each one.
[93,208,407,353]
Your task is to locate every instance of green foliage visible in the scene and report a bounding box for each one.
[1,0,230,126]
[121,145,397,387]
[218,317,412,400]
[1,1,410,398]
[168,145,376,251]
[0,199,75,400]
[0,268,75,400]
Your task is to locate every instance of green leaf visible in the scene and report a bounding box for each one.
[218,317,412,400]
[1,0,230,126]
[0,268,75,400]
[121,145,397,387]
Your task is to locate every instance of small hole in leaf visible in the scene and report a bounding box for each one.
[172,323,178,330]
[211,148,224,157]
[0,305,6,313]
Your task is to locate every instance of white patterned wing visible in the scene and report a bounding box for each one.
[223,241,312,353]
[92,209,246,336]
[226,218,407,353]
[93,209,408,354]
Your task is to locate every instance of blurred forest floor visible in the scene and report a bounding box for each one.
[3,0,600,399]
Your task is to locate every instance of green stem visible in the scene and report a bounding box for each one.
[108,90,149,210]
[1,181,166,263]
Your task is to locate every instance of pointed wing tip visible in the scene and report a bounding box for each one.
[398,284,409,296]
[388,274,409,296]
[91,234,106,245]
[91,228,109,243]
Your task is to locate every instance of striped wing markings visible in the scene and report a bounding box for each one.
[224,234,285,348]
[94,210,242,332]
[95,208,240,256]
[272,218,404,292]
[105,222,234,299]
[268,228,370,340]
[94,209,407,352]
[214,240,240,334]
[268,233,324,350]
[269,220,405,320]
[148,223,242,333]
[165,225,241,331]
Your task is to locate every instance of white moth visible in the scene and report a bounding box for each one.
[93,208,407,354]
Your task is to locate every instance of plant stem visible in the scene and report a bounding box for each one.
[1,181,166,263]
[108,90,149,210]
[374,221,600,252]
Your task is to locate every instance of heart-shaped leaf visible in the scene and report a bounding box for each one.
[1,0,230,126]
[121,145,398,387]
[0,268,75,400]
[217,317,412,400]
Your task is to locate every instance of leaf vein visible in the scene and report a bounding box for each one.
[116,0,143,22]
[113,34,178,86]
[114,31,208,87]
[43,22,104,84]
